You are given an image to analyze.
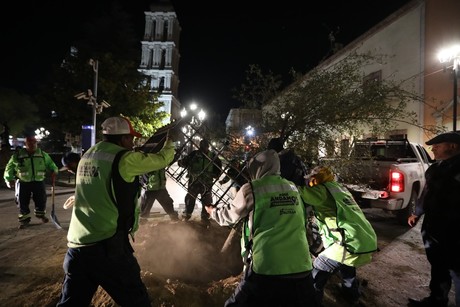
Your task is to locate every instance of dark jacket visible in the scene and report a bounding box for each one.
[178,149,222,184]
[418,153,460,246]
[278,149,307,186]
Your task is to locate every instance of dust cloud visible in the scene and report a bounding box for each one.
[135,219,243,283]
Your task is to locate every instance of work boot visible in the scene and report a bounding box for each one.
[181,213,191,222]
[18,216,31,225]
[169,211,179,221]
[201,217,211,228]
[408,296,448,307]
[338,281,360,305]
[18,217,31,229]
[140,213,150,219]
[39,216,49,223]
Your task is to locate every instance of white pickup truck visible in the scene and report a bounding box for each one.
[338,139,434,225]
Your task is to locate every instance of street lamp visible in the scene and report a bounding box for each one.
[438,45,460,131]
[34,127,50,140]
[75,59,110,148]
[180,103,206,152]
[245,125,255,137]
[89,59,98,146]
[244,125,255,156]
[180,103,206,125]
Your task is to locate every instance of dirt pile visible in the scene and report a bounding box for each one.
[0,213,443,307]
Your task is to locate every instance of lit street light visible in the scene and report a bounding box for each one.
[245,125,255,137]
[181,103,206,124]
[244,125,256,157]
[438,45,460,131]
[180,103,206,153]
[34,127,50,140]
[180,103,206,125]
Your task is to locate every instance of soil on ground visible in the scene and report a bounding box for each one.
[0,213,452,307]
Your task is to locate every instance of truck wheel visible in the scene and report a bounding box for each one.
[396,189,416,226]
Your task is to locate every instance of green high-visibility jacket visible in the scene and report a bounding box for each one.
[141,168,167,191]
[300,181,377,266]
[4,148,58,182]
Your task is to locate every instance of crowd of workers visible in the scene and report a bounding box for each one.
[2,116,459,306]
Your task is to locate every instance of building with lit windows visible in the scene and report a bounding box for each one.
[271,0,460,150]
[138,1,182,122]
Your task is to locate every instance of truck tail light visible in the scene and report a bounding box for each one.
[390,170,404,192]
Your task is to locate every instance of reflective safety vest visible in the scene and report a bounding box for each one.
[243,175,313,275]
[141,168,167,191]
[318,181,377,254]
[187,150,220,183]
[68,142,138,246]
[4,148,57,182]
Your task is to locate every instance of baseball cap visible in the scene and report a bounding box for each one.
[426,131,460,145]
[60,152,81,171]
[101,117,142,138]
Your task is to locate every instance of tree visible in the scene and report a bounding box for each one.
[231,64,283,109]
[260,51,442,162]
[34,1,165,142]
[127,98,169,141]
[0,88,39,137]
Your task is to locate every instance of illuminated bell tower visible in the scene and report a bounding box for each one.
[138,0,181,122]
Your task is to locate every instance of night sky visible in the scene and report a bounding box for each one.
[1,0,411,118]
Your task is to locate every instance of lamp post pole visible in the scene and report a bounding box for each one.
[453,58,458,131]
[90,59,98,146]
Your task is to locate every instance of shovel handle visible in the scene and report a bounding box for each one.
[51,173,56,202]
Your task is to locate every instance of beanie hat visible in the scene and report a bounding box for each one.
[101,117,142,137]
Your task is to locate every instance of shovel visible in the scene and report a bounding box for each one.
[220,220,243,253]
[50,175,63,229]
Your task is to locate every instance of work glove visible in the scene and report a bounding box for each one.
[306,166,335,187]
[63,195,75,209]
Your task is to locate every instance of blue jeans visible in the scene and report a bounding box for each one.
[56,234,150,307]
